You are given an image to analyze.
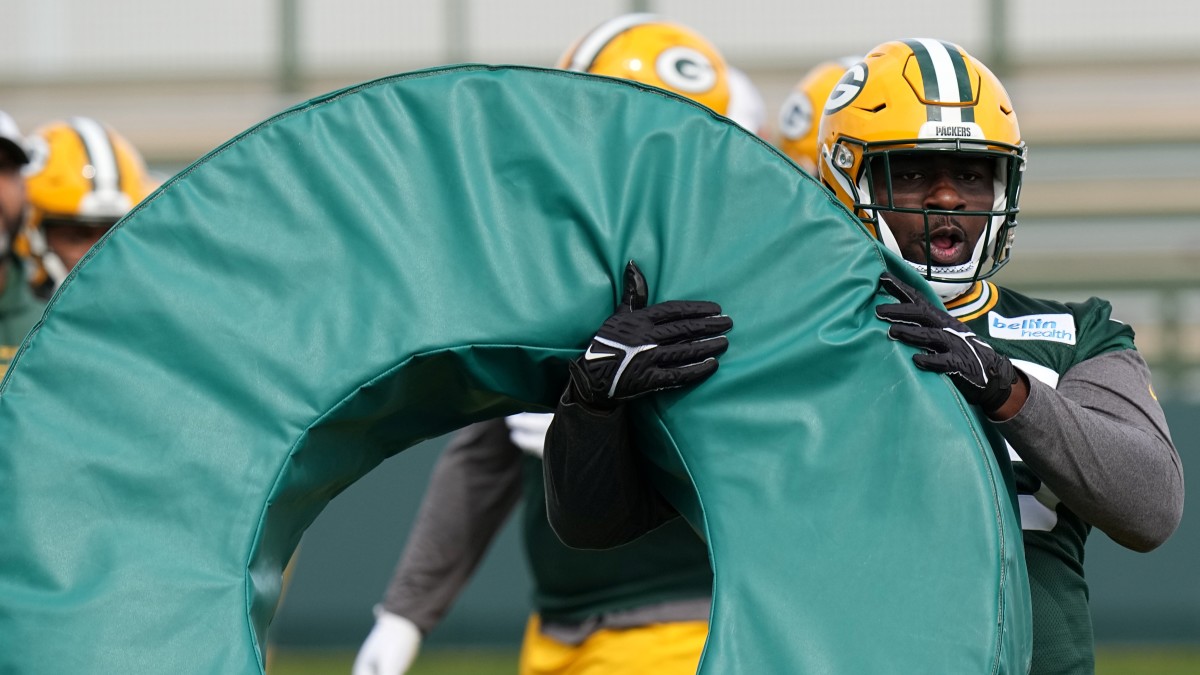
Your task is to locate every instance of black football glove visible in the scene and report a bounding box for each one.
[566,261,732,410]
[875,272,1018,414]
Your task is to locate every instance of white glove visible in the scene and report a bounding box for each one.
[352,608,422,675]
[505,412,553,458]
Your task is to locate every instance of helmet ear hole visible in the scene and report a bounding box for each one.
[834,144,855,169]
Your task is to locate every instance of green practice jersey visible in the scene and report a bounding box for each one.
[520,452,713,624]
[0,260,45,378]
[949,281,1137,675]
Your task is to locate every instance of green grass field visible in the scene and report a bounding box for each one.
[1095,646,1200,675]
[271,646,1200,675]
[272,648,514,675]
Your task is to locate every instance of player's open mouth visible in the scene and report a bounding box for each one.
[927,226,966,265]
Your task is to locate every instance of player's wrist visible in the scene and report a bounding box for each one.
[564,359,620,412]
[373,605,424,634]
[985,369,1027,421]
[559,379,621,416]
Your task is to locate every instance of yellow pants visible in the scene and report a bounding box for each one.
[518,614,708,675]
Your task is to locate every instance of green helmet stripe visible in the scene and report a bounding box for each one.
[903,39,976,124]
[903,39,942,122]
[940,40,976,122]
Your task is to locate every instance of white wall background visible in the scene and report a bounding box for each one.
[2,0,1198,84]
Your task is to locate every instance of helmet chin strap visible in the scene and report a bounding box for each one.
[904,261,973,302]
[24,225,71,291]
[41,250,70,291]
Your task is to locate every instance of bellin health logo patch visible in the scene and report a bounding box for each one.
[987,312,1076,345]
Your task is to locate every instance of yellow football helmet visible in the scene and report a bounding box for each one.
[557,13,731,116]
[817,39,1026,299]
[20,117,156,289]
[776,56,862,174]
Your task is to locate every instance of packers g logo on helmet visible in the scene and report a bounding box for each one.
[557,13,731,116]
[655,46,718,94]
[824,62,867,114]
[776,56,863,173]
[778,91,815,145]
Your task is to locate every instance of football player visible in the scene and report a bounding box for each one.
[0,111,45,378]
[775,56,861,174]
[18,116,157,298]
[543,39,1184,675]
[353,14,740,675]
[818,39,1182,673]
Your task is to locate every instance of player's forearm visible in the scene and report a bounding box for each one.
[996,350,1184,551]
[543,398,680,549]
[382,419,523,632]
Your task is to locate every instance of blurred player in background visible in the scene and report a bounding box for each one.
[15,116,157,299]
[353,14,741,675]
[15,115,300,672]
[775,56,861,174]
[355,415,713,675]
[0,111,45,378]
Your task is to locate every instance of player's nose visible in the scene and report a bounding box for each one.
[923,171,967,211]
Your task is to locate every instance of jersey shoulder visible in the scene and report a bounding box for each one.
[965,283,1135,368]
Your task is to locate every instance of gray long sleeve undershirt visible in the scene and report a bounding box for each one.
[381,420,523,634]
[996,348,1184,552]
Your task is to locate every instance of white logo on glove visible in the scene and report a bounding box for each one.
[592,336,657,397]
[583,344,618,361]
